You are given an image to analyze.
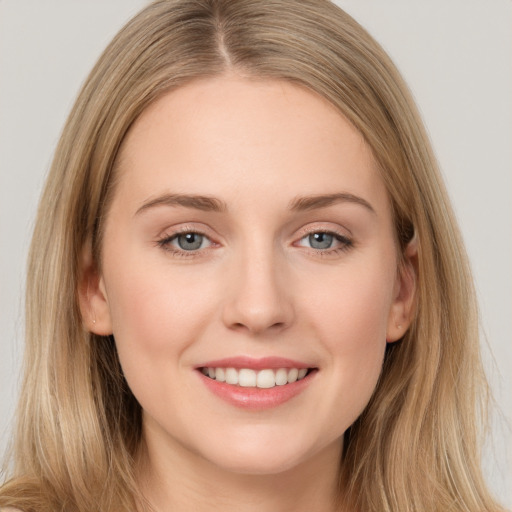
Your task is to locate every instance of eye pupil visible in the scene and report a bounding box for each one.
[177,233,203,250]
[309,232,333,249]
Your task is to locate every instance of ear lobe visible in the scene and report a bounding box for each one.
[78,243,113,336]
[386,236,418,343]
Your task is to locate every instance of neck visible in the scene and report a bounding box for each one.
[137,426,343,512]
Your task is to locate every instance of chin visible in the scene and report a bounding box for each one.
[195,428,327,476]
[207,450,307,476]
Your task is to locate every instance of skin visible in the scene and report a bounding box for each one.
[82,75,416,512]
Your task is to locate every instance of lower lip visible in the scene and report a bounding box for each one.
[198,370,316,410]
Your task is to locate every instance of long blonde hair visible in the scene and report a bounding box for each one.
[0,1,503,510]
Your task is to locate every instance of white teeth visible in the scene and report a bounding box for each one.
[287,368,299,383]
[275,368,288,386]
[239,369,256,387]
[225,367,238,385]
[257,369,276,388]
[202,367,310,388]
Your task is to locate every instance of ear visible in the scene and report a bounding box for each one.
[77,242,113,335]
[386,236,418,343]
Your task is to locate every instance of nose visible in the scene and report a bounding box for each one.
[221,246,295,335]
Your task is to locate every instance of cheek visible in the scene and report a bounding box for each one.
[299,257,395,424]
[102,258,220,394]
[303,255,395,345]
[106,253,219,335]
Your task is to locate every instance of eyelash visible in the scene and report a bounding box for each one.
[156,226,215,258]
[156,227,354,258]
[295,230,353,257]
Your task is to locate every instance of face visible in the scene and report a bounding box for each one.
[85,75,414,477]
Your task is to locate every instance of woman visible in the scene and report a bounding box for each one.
[0,1,505,511]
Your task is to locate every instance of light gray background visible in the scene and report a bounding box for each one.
[0,0,510,507]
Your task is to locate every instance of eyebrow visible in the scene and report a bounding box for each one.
[135,193,227,215]
[135,191,375,216]
[289,193,376,214]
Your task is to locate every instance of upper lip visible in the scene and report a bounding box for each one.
[196,356,313,370]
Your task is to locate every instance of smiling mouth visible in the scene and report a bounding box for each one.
[199,367,313,388]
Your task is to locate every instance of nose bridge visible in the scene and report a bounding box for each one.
[222,235,293,334]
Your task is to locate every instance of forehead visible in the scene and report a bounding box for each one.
[114,75,389,214]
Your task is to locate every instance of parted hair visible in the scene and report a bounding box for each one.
[0,1,503,511]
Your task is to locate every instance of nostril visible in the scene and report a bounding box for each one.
[229,320,287,334]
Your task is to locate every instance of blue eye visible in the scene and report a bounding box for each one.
[157,231,213,254]
[297,231,352,252]
[173,232,209,251]
[308,232,334,249]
